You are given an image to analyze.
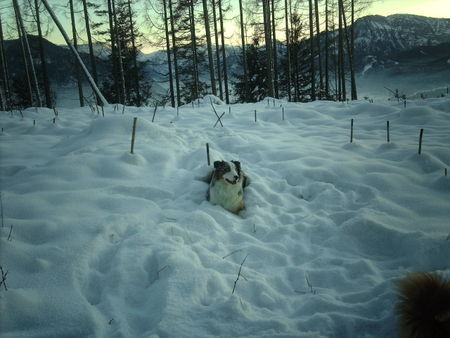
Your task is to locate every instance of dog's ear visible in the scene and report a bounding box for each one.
[214,161,225,169]
[231,161,241,172]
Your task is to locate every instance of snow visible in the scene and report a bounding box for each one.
[1,96,449,337]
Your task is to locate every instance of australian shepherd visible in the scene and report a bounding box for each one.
[207,160,249,214]
[396,272,450,338]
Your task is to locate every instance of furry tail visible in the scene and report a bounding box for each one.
[396,272,450,338]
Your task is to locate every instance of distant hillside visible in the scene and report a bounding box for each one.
[4,35,107,84]
[3,14,449,102]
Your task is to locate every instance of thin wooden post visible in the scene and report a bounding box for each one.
[206,143,210,166]
[350,118,354,143]
[130,117,137,154]
[445,168,447,177]
[418,128,424,155]
[152,104,158,122]
[254,110,257,122]
[386,121,390,143]
[282,107,285,121]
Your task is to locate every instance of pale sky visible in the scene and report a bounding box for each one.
[365,0,450,18]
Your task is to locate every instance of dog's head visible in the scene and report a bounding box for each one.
[214,160,241,185]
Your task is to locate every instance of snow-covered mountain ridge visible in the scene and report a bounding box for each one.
[354,14,450,60]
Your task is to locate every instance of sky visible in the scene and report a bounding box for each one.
[364,0,450,18]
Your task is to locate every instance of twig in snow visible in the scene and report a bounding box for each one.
[222,249,243,260]
[0,266,8,291]
[7,225,13,241]
[157,265,168,279]
[305,272,317,294]
[232,254,249,295]
[214,112,225,128]
[108,318,114,325]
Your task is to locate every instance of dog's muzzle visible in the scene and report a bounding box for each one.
[226,176,239,185]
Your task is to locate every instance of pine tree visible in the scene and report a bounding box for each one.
[101,0,151,105]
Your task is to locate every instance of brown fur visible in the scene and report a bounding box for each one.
[396,272,450,338]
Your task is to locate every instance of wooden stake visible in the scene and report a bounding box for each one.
[445,168,447,177]
[418,128,424,155]
[130,117,138,154]
[152,104,158,122]
[33,119,36,126]
[254,110,257,122]
[386,121,390,143]
[350,119,354,143]
[206,143,210,166]
[282,107,285,121]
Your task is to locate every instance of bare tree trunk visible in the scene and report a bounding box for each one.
[284,0,291,102]
[126,0,141,106]
[338,0,345,101]
[262,0,274,97]
[0,16,12,110]
[350,0,357,100]
[308,0,315,101]
[218,0,229,103]
[314,0,323,98]
[189,0,199,99]
[270,0,278,99]
[69,0,84,106]
[324,0,329,98]
[163,0,175,107]
[41,0,108,106]
[112,0,127,104]
[238,0,248,102]
[202,0,217,96]
[339,1,355,101]
[212,0,223,101]
[13,0,41,106]
[107,0,119,102]
[35,0,51,107]
[168,0,180,106]
[82,0,100,103]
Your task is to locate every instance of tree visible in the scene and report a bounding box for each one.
[69,0,84,107]
[33,0,52,108]
[101,0,152,106]
[13,0,41,107]
[201,0,217,96]
[0,16,12,110]
[82,0,100,103]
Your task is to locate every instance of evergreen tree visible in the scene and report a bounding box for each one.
[233,38,269,103]
[100,0,151,106]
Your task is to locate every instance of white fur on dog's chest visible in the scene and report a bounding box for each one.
[209,179,243,213]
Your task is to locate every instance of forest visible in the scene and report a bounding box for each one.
[0,0,372,109]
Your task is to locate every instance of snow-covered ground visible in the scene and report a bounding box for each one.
[1,95,449,337]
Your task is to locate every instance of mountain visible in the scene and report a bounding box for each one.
[3,35,108,84]
[3,14,449,102]
[351,15,450,97]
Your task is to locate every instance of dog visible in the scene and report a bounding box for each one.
[396,272,450,338]
[206,160,249,214]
